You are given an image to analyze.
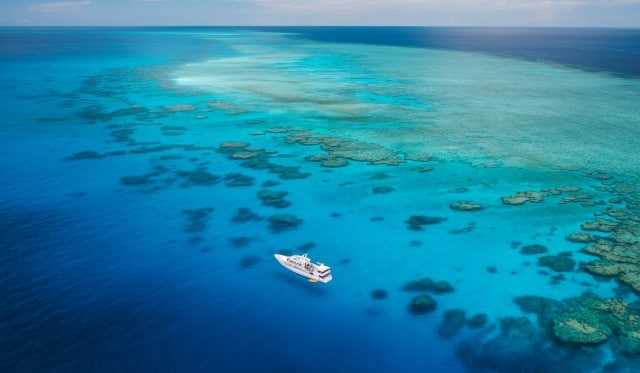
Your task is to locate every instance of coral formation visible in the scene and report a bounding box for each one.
[581,219,619,232]
[514,292,640,355]
[372,186,395,194]
[257,190,291,209]
[565,232,599,243]
[538,253,576,272]
[219,141,250,149]
[285,130,403,166]
[305,154,327,162]
[371,289,388,300]
[501,191,546,205]
[176,167,220,186]
[402,277,455,294]
[182,208,214,233]
[63,150,127,161]
[321,157,349,168]
[268,214,303,233]
[520,244,549,255]
[405,215,447,231]
[408,294,437,315]
[438,309,467,338]
[450,201,484,211]
[230,236,251,248]
[238,255,261,269]
[553,317,612,344]
[224,173,255,187]
[467,313,488,329]
[231,207,261,223]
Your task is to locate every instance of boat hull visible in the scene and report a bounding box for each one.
[274,254,332,283]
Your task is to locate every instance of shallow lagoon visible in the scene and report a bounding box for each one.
[1,28,640,372]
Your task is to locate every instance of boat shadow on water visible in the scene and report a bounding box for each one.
[271,272,330,298]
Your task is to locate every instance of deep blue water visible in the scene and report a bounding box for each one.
[1,27,640,372]
[252,26,640,78]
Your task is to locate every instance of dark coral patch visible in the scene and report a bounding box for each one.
[405,215,447,231]
[63,150,127,161]
[467,313,488,329]
[297,242,316,251]
[538,254,576,272]
[402,277,455,294]
[121,175,152,185]
[224,173,255,187]
[371,289,388,300]
[450,201,484,211]
[232,207,261,223]
[408,294,437,315]
[238,255,261,269]
[438,309,467,338]
[369,172,390,180]
[262,180,281,188]
[182,207,214,233]
[257,190,291,209]
[230,236,251,248]
[111,128,135,143]
[372,186,395,194]
[520,244,549,255]
[176,167,220,186]
[120,166,170,187]
[161,125,187,131]
[268,214,303,233]
[159,154,184,160]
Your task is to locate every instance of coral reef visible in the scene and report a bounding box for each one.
[285,130,403,166]
[565,232,599,243]
[405,215,447,231]
[305,154,327,162]
[553,317,612,344]
[538,253,576,272]
[321,157,349,168]
[581,218,619,232]
[501,191,546,205]
[176,167,220,186]
[182,208,214,233]
[500,186,584,206]
[516,293,640,355]
[372,186,395,194]
[297,242,315,251]
[371,289,388,300]
[257,190,291,209]
[218,141,310,180]
[402,277,455,294]
[238,255,261,269]
[232,207,261,223]
[219,141,249,149]
[268,214,303,233]
[164,104,196,112]
[520,244,549,255]
[230,236,251,248]
[63,149,127,161]
[467,313,488,329]
[408,294,437,315]
[438,309,467,338]
[224,173,255,187]
[450,201,484,211]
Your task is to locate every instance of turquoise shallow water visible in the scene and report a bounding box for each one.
[2,27,640,372]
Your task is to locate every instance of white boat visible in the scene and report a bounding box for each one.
[274,253,332,283]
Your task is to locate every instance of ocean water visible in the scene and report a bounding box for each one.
[1,27,640,372]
